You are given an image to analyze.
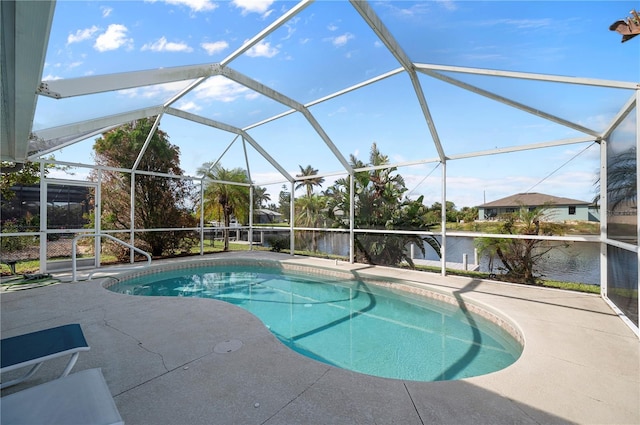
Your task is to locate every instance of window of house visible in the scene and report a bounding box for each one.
[568,206,576,215]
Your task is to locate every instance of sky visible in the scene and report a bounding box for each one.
[36,0,640,209]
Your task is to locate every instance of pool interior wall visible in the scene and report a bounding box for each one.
[106,259,524,382]
[105,257,525,347]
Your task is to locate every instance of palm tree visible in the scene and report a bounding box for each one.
[475,205,558,284]
[252,186,270,209]
[295,165,325,198]
[295,194,326,251]
[607,147,637,210]
[593,147,637,210]
[324,143,441,267]
[197,162,250,251]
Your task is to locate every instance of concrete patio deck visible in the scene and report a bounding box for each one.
[1,251,638,424]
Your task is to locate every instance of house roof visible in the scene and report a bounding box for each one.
[478,192,592,208]
[255,209,282,217]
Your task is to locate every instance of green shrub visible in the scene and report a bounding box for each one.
[267,236,290,252]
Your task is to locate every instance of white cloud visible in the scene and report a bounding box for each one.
[101,6,113,17]
[201,40,229,55]
[141,36,193,52]
[67,26,99,45]
[232,0,274,17]
[94,24,132,52]
[328,33,354,47]
[155,0,217,13]
[42,74,63,81]
[118,81,196,99]
[327,23,338,32]
[176,101,201,112]
[194,76,253,102]
[246,40,279,58]
[281,17,299,41]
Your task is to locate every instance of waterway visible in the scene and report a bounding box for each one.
[243,230,600,285]
[315,234,600,285]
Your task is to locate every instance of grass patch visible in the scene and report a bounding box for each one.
[410,263,600,293]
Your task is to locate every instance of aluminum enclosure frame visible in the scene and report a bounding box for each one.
[1,0,638,335]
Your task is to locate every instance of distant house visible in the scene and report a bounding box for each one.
[254,208,283,224]
[477,192,600,222]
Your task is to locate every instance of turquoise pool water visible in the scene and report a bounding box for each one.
[107,265,522,381]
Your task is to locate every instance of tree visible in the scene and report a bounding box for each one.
[252,186,270,209]
[605,146,636,210]
[197,163,250,251]
[324,143,440,267]
[295,194,326,252]
[295,165,325,198]
[593,146,637,210]
[92,118,197,258]
[458,206,479,223]
[278,185,291,222]
[294,165,326,252]
[0,159,62,200]
[475,205,563,284]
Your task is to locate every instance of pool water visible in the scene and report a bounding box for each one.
[108,265,522,381]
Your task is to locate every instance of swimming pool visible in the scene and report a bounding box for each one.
[106,260,523,382]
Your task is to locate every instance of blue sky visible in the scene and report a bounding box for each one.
[37,0,639,208]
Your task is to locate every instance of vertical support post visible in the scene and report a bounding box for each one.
[39,162,47,273]
[600,139,608,299]
[440,160,447,276]
[290,181,295,256]
[95,171,102,267]
[199,179,205,255]
[349,172,355,264]
[636,93,640,329]
[249,185,254,251]
[130,172,135,264]
[462,253,468,271]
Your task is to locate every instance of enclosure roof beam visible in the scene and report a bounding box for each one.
[131,114,163,172]
[415,63,640,90]
[27,125,120,161]
[221,66,354,174]
[350,0,446,162]
[421,68,601,138]
[220,66,305,111]
[220,0,314,67]
[447,136,597,160]
[165,107,293,182]
[349,0,412,71]
[29,106,164,153]
[601,92,637,140]
[407,72,447,162]
[243,67,404,131]
[1,0,55,162]
[37,64,220,99]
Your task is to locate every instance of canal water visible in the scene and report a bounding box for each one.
[315,233,601,285]
[247,230,600,285]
